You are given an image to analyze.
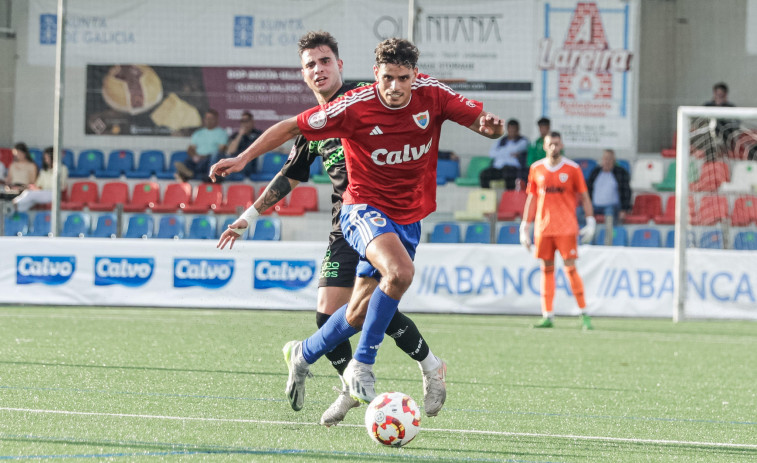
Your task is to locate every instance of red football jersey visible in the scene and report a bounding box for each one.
[526,157,587,237]
[297,74,482,224]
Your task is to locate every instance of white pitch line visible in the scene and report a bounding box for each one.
[2,407,756,450]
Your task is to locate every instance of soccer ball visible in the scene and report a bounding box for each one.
[364,391,421,447]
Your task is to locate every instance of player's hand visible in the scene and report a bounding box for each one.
[579,216,596,244]
[519,221,532,251]
[209,157,245,183]
[478,112,504,138]
[216,218,249,250]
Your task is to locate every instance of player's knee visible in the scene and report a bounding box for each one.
[382,266,414,296]
[345,308,365,329]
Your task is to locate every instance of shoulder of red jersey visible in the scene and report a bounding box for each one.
[412,73,457,96]
[323,84,377,119]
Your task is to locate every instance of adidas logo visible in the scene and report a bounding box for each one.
[369,126,383,135]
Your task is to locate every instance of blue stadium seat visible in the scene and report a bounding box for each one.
[733,231,757,250]
[29,211,51,236]
[665,230,696,248]
[127,150,166,179]
[156,151,188,180]
[630,228,661,247]
[188,215,217,240]
[464,222,491,244]
[309,160,323,177]
[574,158,598,180]
[96,149,135,178]
[69,149,104,178]
[61,212,91,237]
[594,226,628,246]
[436,159,460,185]
[617,159,631,176]
[250,152,287,182]
[28,148,44,169]
[250,217,281,240]
[430,222,461,243]
[92,213,118,238]
[222,216,247,239]
[61,149,75,171]
[4,212,29,236]
[699,230,723,249]
[157,214,186,239]
[124,214,154,239]
[497,223,521,244]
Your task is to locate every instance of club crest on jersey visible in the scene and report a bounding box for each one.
[412,110,430,129]
[559,173,569,183]
[308,110,327,129]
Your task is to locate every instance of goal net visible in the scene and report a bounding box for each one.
[674,106,757,321]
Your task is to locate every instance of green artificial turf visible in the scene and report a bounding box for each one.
[0,307,755,462]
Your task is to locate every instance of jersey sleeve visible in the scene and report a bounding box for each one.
[573,165,588,194]
[526,164,538,196]
[280,135,314,183]
[296,100,353,141]
[436,80,484,128]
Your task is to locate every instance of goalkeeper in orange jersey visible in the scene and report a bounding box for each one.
[519,131,595,330]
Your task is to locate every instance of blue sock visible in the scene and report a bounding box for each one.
[302,304,357,364]
[354,286,399,364]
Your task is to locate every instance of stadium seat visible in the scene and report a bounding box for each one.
[436,159,460,185]
[214,184,254,215]
[157,214,186,239]
[690,161,730,192]
[630,158,664,191]
[250,151,287,182]
[690,194,729,226]
[733,231,757,250]
[61,212,91,237]
[0,147,12,168]
[496,222,521,245]
[630,228,662,247]
[309,160,323,178]
[730,195,757,226]
[188,215,217,240]
[28,148,44,169]
[89,181,130,212]
[61,181,99,210]
[150,182,192,213]
[574,158,597,180]
[91,213,118,238]
[124,182,160,213]
[276,185,318,216]
[126,150,166,179]
[455,156,491,186]
[61,149,75,171]
[430,222,461,243]
[699,230,724,249]
[4,212,29,236]
[257,185,287,215]
[96,149,135,178]
[454,188,497,221]
[665,229,696,248]
[124,214,154,239]
[623,193,663,224]
[221,216,247,239]
[156,151,188,180]
[654,196,695,225]
[719,161,757,193]
[463,222,491,244]
[594,226,628,246]
[182,183,223,213]
[653,161,700,192]
[69,149,105,178]
[496,190,527,221]
[617,159,631,175]
[29,211,51,236]
[250,217,281,240]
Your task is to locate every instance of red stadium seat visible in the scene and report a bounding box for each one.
[654,196,694,225]
[689,161,730,192]
[276,186,318,216]
[124,182,160,213]
[182,183,223,213]
[89,181,130,212]
[61,181,98,210]
[730,195,757,226]
[213,184,255,215]
[151,182,192,213]
[496,190,527,221]
[0,147,12,168]
[257,185,286,215]
[623,193,663,224]
[690,195,729,226]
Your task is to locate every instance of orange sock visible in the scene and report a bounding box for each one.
[541,265,555,316]
[565,265,586,309]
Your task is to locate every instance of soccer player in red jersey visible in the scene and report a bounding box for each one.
[211,37,504,408]
[519,132,595,330]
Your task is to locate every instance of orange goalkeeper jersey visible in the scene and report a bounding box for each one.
[526,157,587,237]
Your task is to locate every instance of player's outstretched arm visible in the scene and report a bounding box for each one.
[216,173,300,250]
[209,116,301,182]
[468,111,505,139]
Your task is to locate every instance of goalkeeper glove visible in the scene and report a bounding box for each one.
[519,221,532,251]
[579,216,596,244]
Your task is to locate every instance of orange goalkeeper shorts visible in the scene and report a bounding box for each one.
[534,234,579,261]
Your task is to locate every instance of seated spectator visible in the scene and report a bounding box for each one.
[175,109,228,182]
[526,117,550,169]
[479,119,528,189]
[12,146,68,212]
[5,143,38,191]
[703,82,738,152]
[586,149,631,222]
[223,110,262,177]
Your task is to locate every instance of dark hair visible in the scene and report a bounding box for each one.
[549,131,561,139]
[206,109,219,117]
[374,38,419,69]
[537,117,550,126]
[13,142,33,162]
[506,119,520,127]
[298,30,339,59]
[241,111,253,120]
[713,82,728,93]
[42,146,55,170]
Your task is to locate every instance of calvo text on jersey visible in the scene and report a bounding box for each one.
[371,138,433,166]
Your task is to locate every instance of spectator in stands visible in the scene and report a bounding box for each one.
[175,109,228,182]
[5,143,38,191]
[526,117,550,168]
[12,146,68,212]
[479,119,528,189]
[586,149,631,222]
[703,82,738,153]
[224,111,263,177]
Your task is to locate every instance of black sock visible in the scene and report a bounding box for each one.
[385,311,429,362]
[316,311,352,376]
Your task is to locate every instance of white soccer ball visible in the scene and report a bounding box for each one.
[364,391,421,447]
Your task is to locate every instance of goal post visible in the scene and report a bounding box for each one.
[674,106,757,322]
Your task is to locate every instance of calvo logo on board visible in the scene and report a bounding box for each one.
[173,258,234,289]
[17,255,76,285]
[254,259,316,290]
[94,257,155,287]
